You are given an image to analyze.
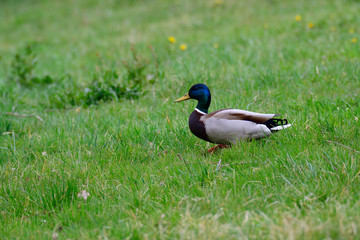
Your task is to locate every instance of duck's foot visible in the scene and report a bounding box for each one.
[207,144,230,154]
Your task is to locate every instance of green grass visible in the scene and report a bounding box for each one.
[1,0,360,239]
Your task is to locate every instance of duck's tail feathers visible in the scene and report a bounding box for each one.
[263,118,292,132]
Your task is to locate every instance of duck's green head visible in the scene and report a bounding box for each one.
[175,84,211,113]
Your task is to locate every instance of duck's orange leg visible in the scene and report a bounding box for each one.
[207,144,230,153]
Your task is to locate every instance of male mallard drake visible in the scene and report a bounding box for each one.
[175,84,291,151]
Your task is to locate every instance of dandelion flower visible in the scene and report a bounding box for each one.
[295,15,302,22]
[351,37,357,43]
[330,26,336,32]
[214,0,223,6]
[349,28,355,34]
[168,36,176,44]
[307,22,314,29]
[180,44,187,50]
[213,43,219,48]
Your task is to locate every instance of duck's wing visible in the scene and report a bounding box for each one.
[201,109,280,144]
[204,109,279,123]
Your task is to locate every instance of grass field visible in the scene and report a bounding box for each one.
[1,0,360,239]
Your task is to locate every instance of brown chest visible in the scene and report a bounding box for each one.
[189,110,212,143]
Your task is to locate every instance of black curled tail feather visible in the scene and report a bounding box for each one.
[263,118,288,131]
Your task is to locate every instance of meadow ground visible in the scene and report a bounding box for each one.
[0,0,360,239]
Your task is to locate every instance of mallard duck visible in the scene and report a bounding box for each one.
[175,84,291,152]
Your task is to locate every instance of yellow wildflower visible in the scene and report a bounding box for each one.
[330,26,336,32]
[295,15,302,22]
[213,43,219,48]
[168,36,176,44]
[214,0,223,6]
[307,22,314,29]
[180,44,187,50]
[349,28,355,34]
[264,23,269,29]
[351,37,357,43]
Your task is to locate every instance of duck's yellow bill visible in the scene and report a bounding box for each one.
[175,93,191,102]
